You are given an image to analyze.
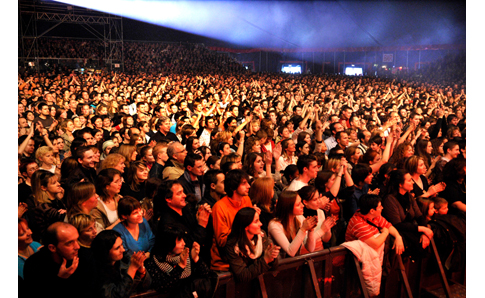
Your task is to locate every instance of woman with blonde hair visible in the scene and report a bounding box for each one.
[108,100,119,116]
[277,138,298,172]
[246,118,261,138]
[215,130,234,147]
[99,153,126,174]
[29,170,66,241]
[249,177,276,233]
[68,213,98,248]
[325,157,342,173]
[118,144,138,169]
[35,146,59,175]
[214,130,245,157]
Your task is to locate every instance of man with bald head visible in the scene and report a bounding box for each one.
[23,222,95,298]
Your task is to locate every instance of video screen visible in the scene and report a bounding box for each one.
[345,67,363,76]
[281,64,302,74]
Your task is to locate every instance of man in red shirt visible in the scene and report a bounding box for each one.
[346,194,404,254]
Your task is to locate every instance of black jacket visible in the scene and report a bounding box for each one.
[23,247,95,298]
[155,204,211,258]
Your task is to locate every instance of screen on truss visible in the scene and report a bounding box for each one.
[345,67,363,76]
[281,64,302,74]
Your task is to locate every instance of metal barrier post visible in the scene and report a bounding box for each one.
[307,259,323,298]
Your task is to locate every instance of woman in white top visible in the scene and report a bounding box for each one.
[268,191,318,257]
[92,168,123,231]
[277,138,298,172]
[298,186,337,252]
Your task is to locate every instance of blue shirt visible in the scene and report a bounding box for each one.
[112,218,155,256]
[19,241,42,279]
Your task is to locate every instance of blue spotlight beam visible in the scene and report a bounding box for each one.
[53,0,466,49]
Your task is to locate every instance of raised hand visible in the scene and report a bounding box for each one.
[264,150,273,165]
[273,142,282,160]
[196,203,212,227]
[18,202,28,218]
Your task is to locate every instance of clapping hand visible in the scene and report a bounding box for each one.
[191,242,200,263]
[179,247,190,268]
[368,188,380,195]
[322,216,337,233]
[263,242,281,264]
[130,251,147,270]
[302,216,318,232]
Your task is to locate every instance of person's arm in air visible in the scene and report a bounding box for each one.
[19,125,35,156]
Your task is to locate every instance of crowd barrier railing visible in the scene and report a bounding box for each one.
[131,245,368,298]
[131,241,466,298]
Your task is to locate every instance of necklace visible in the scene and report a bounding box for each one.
[19,246,33,259]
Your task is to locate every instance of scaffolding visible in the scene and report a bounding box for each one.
[18,0,124,72]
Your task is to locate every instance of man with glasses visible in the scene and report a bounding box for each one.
[162,141,187,180]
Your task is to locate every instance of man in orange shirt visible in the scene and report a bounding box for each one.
[210,169,253,271]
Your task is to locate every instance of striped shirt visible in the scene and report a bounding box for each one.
[345,211,392,242]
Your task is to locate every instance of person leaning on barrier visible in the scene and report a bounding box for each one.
[345,194,404,254]
[223,207,279,283]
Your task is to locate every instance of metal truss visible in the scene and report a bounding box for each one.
[19,0,124,71]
